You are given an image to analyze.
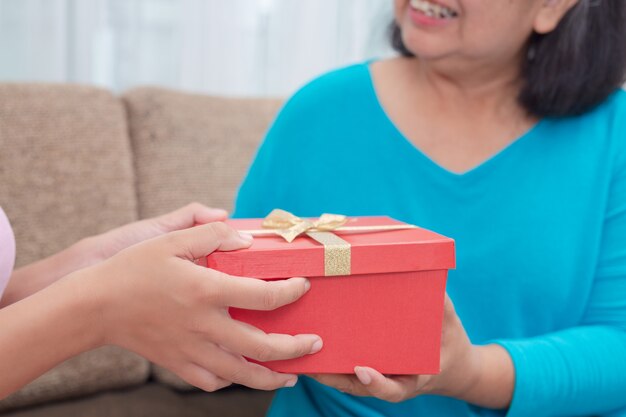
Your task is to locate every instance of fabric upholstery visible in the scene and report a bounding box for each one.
[0,84,138,266]
[0,347,149,412]
[0,84,149,410]
[0,384,273,417]
[123,87,282,217]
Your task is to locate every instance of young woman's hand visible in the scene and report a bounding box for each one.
[310,295,514,409]
[84,202,228,265]
[1,203,228,307]
[88,222,323,392]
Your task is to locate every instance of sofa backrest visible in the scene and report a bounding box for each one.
[0,84,138,268]
[123,87,282,218]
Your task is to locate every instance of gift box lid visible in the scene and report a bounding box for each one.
[207,216,455,279]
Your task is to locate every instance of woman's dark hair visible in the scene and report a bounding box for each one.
[390,1,626,117]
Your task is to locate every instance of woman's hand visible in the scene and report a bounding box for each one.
[0,221,322,398]
[84,202,229,265]
[311,295,514,409]
[1,203,228,307]
[89,221,322,392]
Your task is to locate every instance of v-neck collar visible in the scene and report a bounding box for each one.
[362,62,546,182]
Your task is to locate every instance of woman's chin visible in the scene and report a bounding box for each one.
[401,45,454,62]
[400,32,456,60]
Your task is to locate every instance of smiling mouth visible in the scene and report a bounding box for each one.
[410,0,459,19]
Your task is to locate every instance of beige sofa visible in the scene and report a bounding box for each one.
[0,84,282,416]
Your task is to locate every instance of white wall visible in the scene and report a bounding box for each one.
[0,0,395,96]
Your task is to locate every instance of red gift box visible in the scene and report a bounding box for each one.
[206,214,455,375]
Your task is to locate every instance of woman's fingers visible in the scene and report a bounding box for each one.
[177,363,232,392]
[196,272,323,361]
[213,318,322,362]
[194,345,299,391]
[160,222,252,260]
[311,374,367,396]
[153,203,229,232]
[312,368,418,402]
[354,366,417,402]
[209,273,311,311]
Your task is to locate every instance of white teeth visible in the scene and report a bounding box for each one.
[410,0,458,19]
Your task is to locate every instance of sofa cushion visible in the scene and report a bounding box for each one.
[0,347,149,412]
[0,84,149,410]
[0,383,273,417]
[123,87,281,388]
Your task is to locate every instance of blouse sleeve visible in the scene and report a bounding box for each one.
[494,122,626,417]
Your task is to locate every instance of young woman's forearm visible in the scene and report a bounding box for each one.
[0,269,102,399]
[0,238,98,308]
[0,204,232,308]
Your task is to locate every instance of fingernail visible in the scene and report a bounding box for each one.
[238,232,254,242]
[354,367,372,385]
[303,279,311,292]
[283,377,298,388]
[310,338,323,354]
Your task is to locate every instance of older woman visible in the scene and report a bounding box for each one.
[235,0,626,416]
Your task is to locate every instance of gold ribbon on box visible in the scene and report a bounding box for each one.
[240,209,416,277]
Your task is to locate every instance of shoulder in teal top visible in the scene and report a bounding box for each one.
[234,63,626,417]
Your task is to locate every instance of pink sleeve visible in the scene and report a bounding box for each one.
[0,207,16,298]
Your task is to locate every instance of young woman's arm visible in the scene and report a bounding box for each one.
[0,268,104,397]
[1,203,228,308]
[0,222,322,399]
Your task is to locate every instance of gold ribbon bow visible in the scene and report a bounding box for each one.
[261,209,349,243]
[261,209,351,276]
[241,209,416,277]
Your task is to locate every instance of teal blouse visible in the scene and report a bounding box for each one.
[234,63,626,417]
